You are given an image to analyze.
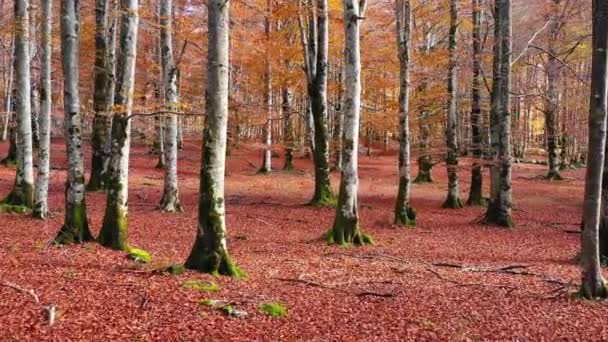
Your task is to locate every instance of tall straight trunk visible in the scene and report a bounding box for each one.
[32,0,52,219]
[327,0,371,246]
[55,0,93,243]
[87,0,115,191]
[298,0,335,206]
[544,0,563,180]
[98,0,139,250]
[581,0,608,300]
[282,87,295,170]
[158,0,182,212]
[29,3,40,150]
[485,0,514,227]
[259,0,272,174]
[394,0,416,226]
[185,0,243,277]
[467,0,485,206]
[443,0,462,209]
[3,0,34,208]
[1,38,13,142]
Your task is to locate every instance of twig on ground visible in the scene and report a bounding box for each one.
[1,281,40,303]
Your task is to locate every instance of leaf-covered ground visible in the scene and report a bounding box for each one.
[0,139,605,340]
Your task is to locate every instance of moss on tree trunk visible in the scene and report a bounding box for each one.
[55,201,94,244]
[414,156,434,183]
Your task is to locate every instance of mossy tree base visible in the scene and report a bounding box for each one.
[325,216,373,246]
[414,173,433,184]
[442,195,463,209]
[185,248,246,278]
[98,205,129,251]
[309,184,337,207]
[55,202,94,244]
[545,170,564,181]
[1,183,34,209]
[484,201,515,228]
[579,281,608,300]
[394,206,416,227]
[159,193,183,213]
[32,203,49,220]
[283,149,294,171]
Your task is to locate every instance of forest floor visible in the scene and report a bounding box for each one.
[0,139,605,341]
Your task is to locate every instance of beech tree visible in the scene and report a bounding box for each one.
[297,0,335,206]
[394,0,416,227]
[88,0,117,191]
[443,0,462,209]
[158,0,182,212]
[185,0,244,277]
[55,0,94,243]
[259,0,273,174]
[467,0,485,206]
[32,0,52,219]
[2,0,34,208]
[326,0,371,246]
[580,0,608,300]
[485,0,514,227]
[98,0,139,250]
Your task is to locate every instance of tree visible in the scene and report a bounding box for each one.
[88,0,116,191]
[185,0,244,277]
[543,0,564,181]
[158,0,182,212]
[443,0,463,209]
[485,0,514,228]
[326,0,371,246]
[580,0,608,300]
[259,0,273,174]
[467,0,485,206]
[32,0,52,219]
[2,0,34,208]
[394,0,416,227]
[298,0,336,206]
[55,0,94,243]
[98,0,139,250]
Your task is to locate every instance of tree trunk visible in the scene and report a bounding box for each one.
[32,0,52,220]
[485,0,514,228]
[282,87,295,170]
[467,0,485,206]
[298,0,335,206]
[327,0,371,246]
[98,0,139,251]
[87,0,115,191]
[581,0,608,300]
[394,0,416,227]
[1,38,13,142]
[2,0,34,208]
[544,0,563,180]
[185,0,243,277]
[55,0,94,243]
[443,0,462,209]
[158,0,182,212]
[259,0,272,174]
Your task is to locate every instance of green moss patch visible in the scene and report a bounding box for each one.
[183,280,221,292]
[127,248,152,263]
[0,203,29,214]
[259,301,287,318]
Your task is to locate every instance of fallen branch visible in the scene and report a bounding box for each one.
[426,267,517,290]
[1,281,40,304]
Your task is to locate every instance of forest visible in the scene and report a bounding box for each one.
[0,0,608,339]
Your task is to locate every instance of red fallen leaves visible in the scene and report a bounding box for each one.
[0,139,606,340]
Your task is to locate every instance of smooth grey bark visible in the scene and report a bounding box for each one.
[185,0,244,277]
[32,0,52,220]
[158,0,182,212]
[55,0,93,243]
[87,0,116,191]
[443,0,463,209]
[1,38,13,142]
[327,0,371,246]
[544,0,563,180]
[282,87,295,170]
[485,0,514,227]
[394,0,416,227]
[580,0,608,300]
[98,0,139,251]
[259,0,272,174]
[298,0,335,206]
[467,0,485,206]
[3,0,35,208]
